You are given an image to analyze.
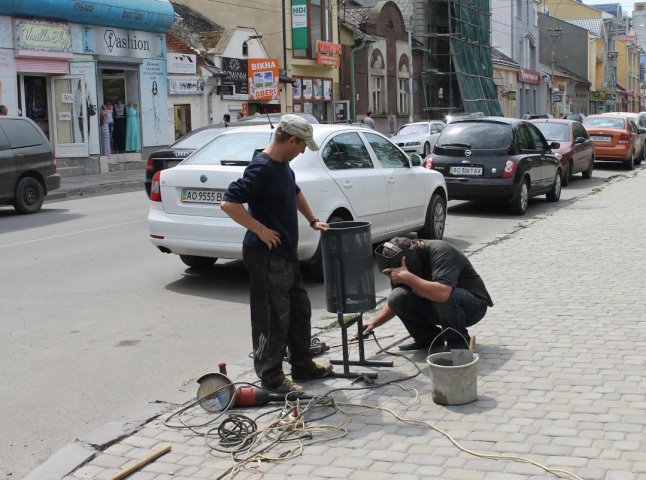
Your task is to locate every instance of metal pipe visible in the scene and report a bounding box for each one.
[350,35,369,122]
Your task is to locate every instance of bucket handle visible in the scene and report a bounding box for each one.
[428,327,470,356]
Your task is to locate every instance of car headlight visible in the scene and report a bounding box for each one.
[554,152,562,160]
[405,142,421,146]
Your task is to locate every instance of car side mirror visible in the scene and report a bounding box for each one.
[549,141,560,150]
[574,137,586,144]
[639,127,646,134]
[409,153,422,167]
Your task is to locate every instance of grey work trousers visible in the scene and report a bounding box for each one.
[243,247,313,388]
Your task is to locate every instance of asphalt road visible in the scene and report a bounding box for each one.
[0,163,632,479]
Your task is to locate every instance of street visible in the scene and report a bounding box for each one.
[0,163,634,479]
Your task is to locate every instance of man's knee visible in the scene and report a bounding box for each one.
[387,287,413,314]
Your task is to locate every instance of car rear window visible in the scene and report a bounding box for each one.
[437,122,511,149]
[533,123,569,141]
[1,119,45,149]
[172,127,228,149]
[183,131,273,165]
[394,124,427,135]
[584,117,625,129]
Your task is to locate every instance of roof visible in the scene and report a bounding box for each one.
[341,6,374,29]
[566,18,605,38]
[169,2,224,53]
[492,48,519,68]
[586,3,622,17]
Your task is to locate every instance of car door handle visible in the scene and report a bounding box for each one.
[342,181,353,188]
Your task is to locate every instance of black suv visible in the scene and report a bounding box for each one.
[0,116,60,213]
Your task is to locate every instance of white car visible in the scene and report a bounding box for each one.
[391,121,446,156]
[148,124,448,271]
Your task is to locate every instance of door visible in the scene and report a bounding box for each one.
[319,131,388,236]
[525,123,554,188]
[0,123,15,201]
[362,132,427,234]
[51,76,88,157]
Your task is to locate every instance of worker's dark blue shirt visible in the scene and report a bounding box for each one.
[223,151,301,260]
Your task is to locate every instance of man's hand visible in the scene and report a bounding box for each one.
[383,256,413,286]
[311,220,329,232]
[258,225,281,250]
[362,320,376,335]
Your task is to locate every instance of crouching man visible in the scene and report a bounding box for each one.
[363,238,493,351]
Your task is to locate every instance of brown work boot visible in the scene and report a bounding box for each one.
[261,378,303,394]
[291,362,333,383]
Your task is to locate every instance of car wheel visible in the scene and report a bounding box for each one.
[562,160,573,186]
[546,170,562,202]
[509,178,529,215]
[624,151,635,170]
[582,156,594,179]
[303,214,346,281]
[180,255,217,269]
[423,142,431,157]
[13,177,44,214]
[417,193,446,239]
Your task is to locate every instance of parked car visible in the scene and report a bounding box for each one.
[598,112,646,165]
[445,112,485,124]
[145,124,230,197]
[0,116,60,213]
[530,119,595,185]
[391,121,446,156]
[148,124,448,273]
[237,112,319,124]
[583,114,641,170]
[564,113,585,123]
[424,117,562,215]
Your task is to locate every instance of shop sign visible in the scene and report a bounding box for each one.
[552,94,562,103]
[169,79,205,95]
[292,0,308,50]
[81,25,164,59]
[517,68,540,85]
[507,91,516,101]
[61,93,74,104]
[58,112,72,121]
[316,41,342,67]
[15,20,72,52]
[168,53,196,74]
[221,57,248,100]
[248,58,280,101]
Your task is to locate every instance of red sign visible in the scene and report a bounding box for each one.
[518,68,540,85]
[316,40,342,67]
[247,58,280,101]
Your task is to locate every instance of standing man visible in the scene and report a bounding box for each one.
[364,237,493,351]
[221,115,333,394]
[362,111,375,129]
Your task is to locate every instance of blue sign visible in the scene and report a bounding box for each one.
[552,95,562,103]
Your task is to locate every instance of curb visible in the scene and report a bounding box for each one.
[46,180,144,202]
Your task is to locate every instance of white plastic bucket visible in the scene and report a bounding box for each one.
[426,351,479,405]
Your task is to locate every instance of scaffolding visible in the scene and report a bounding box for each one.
[420,0,501,118]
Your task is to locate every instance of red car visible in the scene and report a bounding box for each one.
[583,114,640,170]
[530,119,595,185]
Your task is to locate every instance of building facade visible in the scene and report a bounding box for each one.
[0,0,174,173]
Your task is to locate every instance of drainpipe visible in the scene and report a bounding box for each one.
[350,32,371,122]
[207,80,218,125]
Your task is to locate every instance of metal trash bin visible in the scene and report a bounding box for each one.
[321,221,376,314]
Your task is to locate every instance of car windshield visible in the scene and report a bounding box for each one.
[533,123,570,141]
[183,132,273,165]
[584,117,625,129]
[437,122,511,149]
[172,128,228,149]
[394,124,427,135]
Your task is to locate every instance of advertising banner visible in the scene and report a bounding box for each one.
[316,41,342,67]
[248,58,279,101]
[221,57,248,100]
[139,58,168,147]
[291,0,308,50]
[81,25,165,59]
[167,53,196,74]
[15,19,72,52]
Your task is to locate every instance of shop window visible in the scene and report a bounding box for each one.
[293,0,331,59]
[398,55,409,116]
[173,104,192,140]
[371,76,384,115]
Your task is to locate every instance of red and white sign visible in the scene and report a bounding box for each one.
[316,41,342,67]
[248,58,280,101]
[168,53,196,74]
[518,68,540,85]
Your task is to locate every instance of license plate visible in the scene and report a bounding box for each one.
[181,189,225,204]
[166,160,181,168]
[590,136,611,142]
[449,166,482,176]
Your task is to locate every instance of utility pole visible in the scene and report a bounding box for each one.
[547,26,561,117]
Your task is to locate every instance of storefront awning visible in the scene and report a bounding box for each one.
[0,0,174,33]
